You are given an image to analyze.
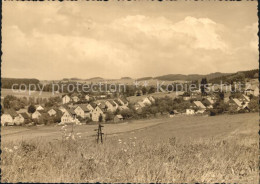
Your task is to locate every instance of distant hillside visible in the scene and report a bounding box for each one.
[1,78,40,89]
[121,77,132,80]
[137,77,153,81]
[209,69,259,83]
[62,78,84,81]
[86,77,104,81]
[154,72,231,81]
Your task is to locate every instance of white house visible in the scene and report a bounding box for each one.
[253,87,259,97]
[229,98,249,111]
[142,97,152,106]
[13,114,25,125]
[203,97,215,109]
[118,98,129,106]
[87,103,95,113]
[135,101,145,109]
[61,109,78,124]
[239,94,250,102]
[72,96,80,103]
[74,104,91,118]
[85,95,90,101]
[92,105,106,122]
[32,110,42,119]
[36,105,44,111]
[191,101,206,113]
[118,105,129,111]
[1,113,15,126]
[114,114,124,122]
[105,100,118,112]
[62,95,71,104]
[148,96,155,103]
[186,109,195,115]
[48,109,57,116]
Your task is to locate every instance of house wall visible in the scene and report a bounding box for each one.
[32,111,41,119]
[186,109,195,115]
[62,96,71,104]
[61,111,74,123]
[1,114,14,126]
[92,107,105,122]
[14,115,24,125]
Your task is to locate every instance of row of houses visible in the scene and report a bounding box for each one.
[133,96,155,110]
[1,109,30,126]
[185,93,252,115]
[62,94,91,104]
[1,95,130,126]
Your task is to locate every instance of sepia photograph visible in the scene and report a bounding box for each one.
[1,1,259,183]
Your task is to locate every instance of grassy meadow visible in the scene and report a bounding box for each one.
[1,113,259,183]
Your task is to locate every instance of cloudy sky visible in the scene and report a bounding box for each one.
[2,1,258,80]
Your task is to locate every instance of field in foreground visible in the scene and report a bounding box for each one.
[1,113,259,183]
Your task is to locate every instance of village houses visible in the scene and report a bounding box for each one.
[190,101,206,113]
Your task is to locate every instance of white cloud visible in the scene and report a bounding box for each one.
[110,15,227,51]
[2,4,258,79]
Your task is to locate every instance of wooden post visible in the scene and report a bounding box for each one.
[95,123,104,143]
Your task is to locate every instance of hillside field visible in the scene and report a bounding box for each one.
[1,113,258,183]
[1,88,62,99]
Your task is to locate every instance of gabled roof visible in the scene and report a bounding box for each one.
[242,94,250,102]
[60,104,69,109]
[193,101,206,109]
[71,93,78,97]
[232,98,242,107]
[89,102,97,108]
[77,104,90,112]
[206,97,214,104]
[4,109,18,118]
[48,108,57,112]
[68,108,76,115]
[114,99,123,106]
[98,101,107,109]
[116,114,123,119]
[119,98,128,104]
[36,105,44,108]
[107,100,117,107]
[137,101,145,107]
[37,110,45,113]
[62,94,71,98]
[20,112,30,119]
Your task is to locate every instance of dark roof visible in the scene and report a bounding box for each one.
[37,110,46,113]
[60,104,69,109]
[62,94,70,98]
[68,108,76,115]
[77,104,90,112]
[4,109,18,118]
[114,99,123,106]
[20,112,30,119]
[108,100,117,107]
[89,102,97,108]
[119,98,128,104]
